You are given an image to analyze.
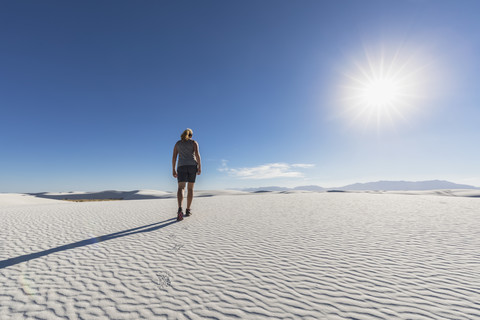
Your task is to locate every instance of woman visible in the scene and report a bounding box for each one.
[172,128,201,221]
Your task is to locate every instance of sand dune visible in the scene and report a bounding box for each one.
[1,192,479,319]
[0,193,66,208]
[29,190,169,201]
[324,189,480,198]
[26,188,480,204]
[28,189,252,202]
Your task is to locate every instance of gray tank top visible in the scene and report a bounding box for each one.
[176,140,198,167]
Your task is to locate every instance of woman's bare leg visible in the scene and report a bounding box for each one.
[187,182,194,209]
[177,182,186,208]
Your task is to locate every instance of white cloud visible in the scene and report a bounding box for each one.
[219,162,315,180]
[291,163,315,168]
[218,159,229,172]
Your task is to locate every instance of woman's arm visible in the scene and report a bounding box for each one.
[172,144,178,177]
[194,141,201,175]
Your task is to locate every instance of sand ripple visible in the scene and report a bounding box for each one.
[1,193,479,319]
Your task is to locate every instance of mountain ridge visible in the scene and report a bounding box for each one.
[240,180,480,192]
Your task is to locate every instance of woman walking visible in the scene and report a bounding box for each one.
[172,128,201,221]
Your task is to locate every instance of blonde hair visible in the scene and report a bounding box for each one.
[181,128,193,141]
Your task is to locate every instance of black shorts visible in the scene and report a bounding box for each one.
[177,165,198,183]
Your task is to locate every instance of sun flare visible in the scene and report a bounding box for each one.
[339,44,432,129]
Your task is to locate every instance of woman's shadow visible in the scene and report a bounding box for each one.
[0,218,177,269]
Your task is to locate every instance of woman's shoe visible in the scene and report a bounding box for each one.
[185,209,192,217]
[177,208,184,221]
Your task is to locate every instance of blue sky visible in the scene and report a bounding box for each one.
[1,0,479,192]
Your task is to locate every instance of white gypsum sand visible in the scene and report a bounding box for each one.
[0,193,67,208]
[26,189,251,201]
[1,192,479,319]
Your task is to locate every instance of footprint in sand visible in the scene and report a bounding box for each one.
[167,233,184,252]
[170,243,184,252]
[155,271,172,288]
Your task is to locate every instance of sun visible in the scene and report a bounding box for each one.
[361,78,401,107]
[338,44,431,129]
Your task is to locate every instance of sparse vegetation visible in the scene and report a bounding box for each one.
[63,198,124,202]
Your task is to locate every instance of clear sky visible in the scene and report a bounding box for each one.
[1,0,479,192]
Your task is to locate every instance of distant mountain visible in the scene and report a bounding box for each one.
[241,180,479,192]
[293,185,326,191]
[242,185,326,192]
[241,186,291,192]
[339,180,479,191]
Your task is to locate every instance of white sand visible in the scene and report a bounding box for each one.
[1,192,480,319]
[27,189,251,201]
[374,189,480,198]
[0,193,66,208]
